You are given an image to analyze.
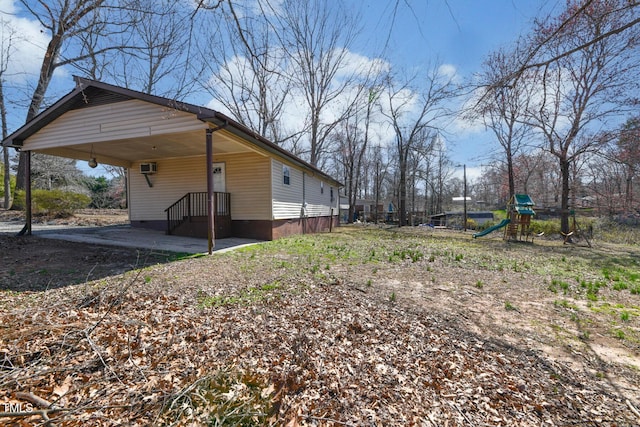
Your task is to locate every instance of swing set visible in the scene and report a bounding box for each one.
[474,194,594,247]
[561,209,592,248]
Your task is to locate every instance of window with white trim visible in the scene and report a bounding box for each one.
[320,181,324,194]
[283,165,290,185]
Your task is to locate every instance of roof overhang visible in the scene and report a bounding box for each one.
[2,77,342,187]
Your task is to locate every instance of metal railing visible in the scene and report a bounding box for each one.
[165,192,230,235]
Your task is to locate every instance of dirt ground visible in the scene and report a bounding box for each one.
[1,211,639,425]
[0,210,177,292]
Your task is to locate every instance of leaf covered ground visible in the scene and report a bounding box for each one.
[1,224,640,426]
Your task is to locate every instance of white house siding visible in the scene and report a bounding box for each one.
[129,157,207,222]
[129,152,271,222]
[271,159,337,220]
[271,159,304,220]
[303,173,335,216]
[223,152,271,220]
[23,100,207,150]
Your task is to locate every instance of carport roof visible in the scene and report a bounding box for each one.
[2,76,342,187]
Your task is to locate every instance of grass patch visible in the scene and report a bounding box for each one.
[504,301,518,311]
[552,279,570,295]
[554,299,578,310]
[613,329,626,340]
[160,368,275,425]
[389,248,424,263]
[199,282,283,308]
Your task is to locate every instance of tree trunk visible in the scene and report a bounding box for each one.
[398,155,407,227]
[347,156,356,223]
[560,157,571,234]
[0,80,10,209]
[626,165,633,212]
[507,151,515,199]
[14,34,63,195]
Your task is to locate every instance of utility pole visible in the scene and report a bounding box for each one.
[375,159,380,224]
[463,164,467,232]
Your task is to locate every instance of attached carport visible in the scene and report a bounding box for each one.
[1,77,285,254]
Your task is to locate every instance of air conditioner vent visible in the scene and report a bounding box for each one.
[140,162,157,174]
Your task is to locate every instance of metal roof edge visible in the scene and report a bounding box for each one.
[2,77,343,188]
[199,112,342,188]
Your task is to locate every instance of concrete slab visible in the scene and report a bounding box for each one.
[0,223,263,254]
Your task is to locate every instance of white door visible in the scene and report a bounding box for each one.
[212,162,226,192]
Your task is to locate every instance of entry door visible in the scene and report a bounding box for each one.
[212,162,226,192]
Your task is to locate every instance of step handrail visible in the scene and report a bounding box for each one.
[165,192,230,235]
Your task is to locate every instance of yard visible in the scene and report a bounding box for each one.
[1,222,639,426]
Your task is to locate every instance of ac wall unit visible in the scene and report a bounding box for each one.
[140,162,157,174]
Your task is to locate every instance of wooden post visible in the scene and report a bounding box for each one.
[329,208,333,232]
[18,151,32,236]
[206,129,215,254]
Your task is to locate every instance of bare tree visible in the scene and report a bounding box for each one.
[586,149,627,215]
[523,0,640,234]
[513,150,545,197]
[29,155,84,191]
[266,0,365,166]
[473,44,533,200]
[503,0,640,84]
[13,0,138,194]
[381,67,454,226]
[616,116,640,211]
[0,16,17,208]
[200,1,294,147]
[112,0,196,96]
[428,137,452,215]
[332,87,382,223]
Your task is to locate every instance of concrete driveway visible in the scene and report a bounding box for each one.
[0,222,262,254]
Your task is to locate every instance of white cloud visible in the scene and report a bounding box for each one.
[438,63,458,81]
[451,165,483,182]
[205,50,471,157]
[0,0,16,13]
[0,0,49,82]
[335,49,390,80]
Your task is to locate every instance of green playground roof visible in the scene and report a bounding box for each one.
[515,206,535,215]
[514,194,535,206]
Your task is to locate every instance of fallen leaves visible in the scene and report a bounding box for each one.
[1,230,639,426]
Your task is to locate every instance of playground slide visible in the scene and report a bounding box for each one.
[473,218,511,238]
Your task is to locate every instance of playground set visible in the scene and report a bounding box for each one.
[472,194,593,246]
[473,194,536,242]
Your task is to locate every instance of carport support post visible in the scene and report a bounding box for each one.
[17,150,32,236]
[206,129,215,254]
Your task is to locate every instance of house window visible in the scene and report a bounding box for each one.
[320,181,324,194]
[330,187,334,202]
[283,165,290,185]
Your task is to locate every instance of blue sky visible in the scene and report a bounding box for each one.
[357,0,548,76]
[1,0,559,180]
[352,0,559,179]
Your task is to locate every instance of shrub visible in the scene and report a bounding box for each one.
[0,170,16,202]
[596,218,640,245]
[476,220,495,232]
[530,219,561,236]
[14,189,90,217]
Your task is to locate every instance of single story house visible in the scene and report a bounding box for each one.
[2,77,342,252]
[338,197,385,223]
